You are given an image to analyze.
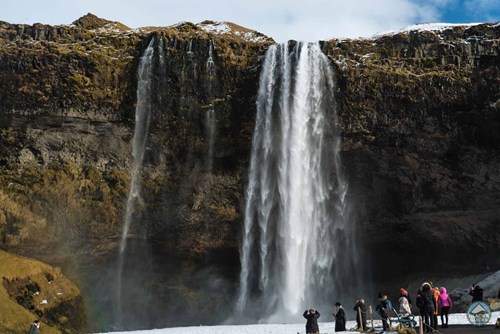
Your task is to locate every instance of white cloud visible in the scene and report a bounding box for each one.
[0,0,493,41]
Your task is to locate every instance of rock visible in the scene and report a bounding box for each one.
[0,17,498,329]
[450,271,500,311]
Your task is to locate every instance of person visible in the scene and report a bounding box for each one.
[438,287,452,328]
[399,290,411,317]
[303,308,320,334]
[400,288,412,307]
[431,285,440,331]
[422,282,436,333]
[469,284,483,302]
[353,299,367,331]
[333,302,346,332]
[376,293,391,330]
[27,320,40,334]
[416,288,425,318]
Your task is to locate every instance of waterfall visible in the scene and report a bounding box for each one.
[116,36,156,327]
[238,42,357,320]
[205,39,216,171]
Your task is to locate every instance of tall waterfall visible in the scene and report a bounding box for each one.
[238,42,358,320]
[116,37,157,327]
[205,39,216,171]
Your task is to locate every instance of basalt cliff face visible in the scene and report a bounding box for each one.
[0,13,499,330]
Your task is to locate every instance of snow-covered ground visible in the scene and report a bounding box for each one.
[96,311,500,334]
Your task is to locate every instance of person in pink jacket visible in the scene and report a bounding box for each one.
[438,287,452,328]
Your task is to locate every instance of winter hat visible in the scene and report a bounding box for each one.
[335,302,342,306]
[400,288,408,296]
[378,292,383,299]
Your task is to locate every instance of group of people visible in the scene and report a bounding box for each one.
[351,283,454,333]
[306,281,464,333]
[415,282,454,332]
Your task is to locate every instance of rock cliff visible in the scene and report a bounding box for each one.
[0,13,499,330]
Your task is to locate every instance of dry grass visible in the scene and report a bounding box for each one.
[0,250,81,334]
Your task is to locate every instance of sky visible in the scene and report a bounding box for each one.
[1,0,499,41]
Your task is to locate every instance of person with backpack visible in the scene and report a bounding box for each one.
[303,308,320,334]
[27,320,40,334]
[333,302,346,332]
[438,287,452,328]
[376,293,392,331]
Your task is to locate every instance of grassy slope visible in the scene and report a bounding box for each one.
[0,250,81,334]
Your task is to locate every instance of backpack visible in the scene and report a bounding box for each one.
[385,299,393,310]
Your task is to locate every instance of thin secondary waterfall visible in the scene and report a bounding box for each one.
[116,37,156,326]
[238,42,355,320]
[205,39,216,171]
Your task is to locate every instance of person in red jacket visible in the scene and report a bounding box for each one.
[438,287,452,328]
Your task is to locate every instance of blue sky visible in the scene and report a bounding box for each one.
[1,0,498,41]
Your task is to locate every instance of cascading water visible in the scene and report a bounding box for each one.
[116,37,157,327]
[205,39,216,171]
[238,42,360,321]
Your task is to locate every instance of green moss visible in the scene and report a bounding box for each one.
[0,161,127,252]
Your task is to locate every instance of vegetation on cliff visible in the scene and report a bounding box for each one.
[0,250,85,333]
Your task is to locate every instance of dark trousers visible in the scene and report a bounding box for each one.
[382,315,389,330]
[424,311,434,332]
[440,306,450,326]
[432,313,438,330]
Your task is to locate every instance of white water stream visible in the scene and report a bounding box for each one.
[238,42,355,320]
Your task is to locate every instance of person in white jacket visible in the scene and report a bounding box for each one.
[399,293,412,317]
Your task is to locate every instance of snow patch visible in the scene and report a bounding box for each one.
[197,21,268,43]
[373,22,486,38]
[198,22,231,35]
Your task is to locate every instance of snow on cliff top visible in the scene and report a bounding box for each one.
[373,22,487,38]
[196,21,269,43]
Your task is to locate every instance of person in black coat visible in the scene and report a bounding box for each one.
[303,308,320,334]
[469,284,484,302]
[333,302,346,332]
[416,288,425,317]
[353,299,367,331]
[422,283,436,333]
